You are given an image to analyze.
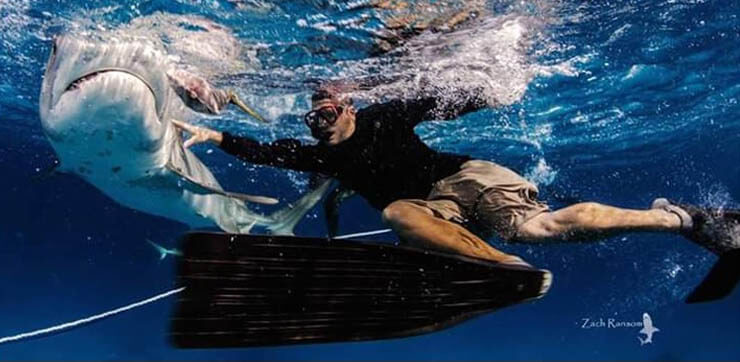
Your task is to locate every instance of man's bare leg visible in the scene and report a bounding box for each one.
[370,0,485,54]
[382,200,524,264]
[516,202,682,241]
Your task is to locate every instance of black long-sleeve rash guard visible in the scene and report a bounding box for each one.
[220,97,485,210]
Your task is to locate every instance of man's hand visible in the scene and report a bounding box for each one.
[171,119,223,148]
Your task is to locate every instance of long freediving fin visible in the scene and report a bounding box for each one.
[170,232,552,348]
[164,163,278,205]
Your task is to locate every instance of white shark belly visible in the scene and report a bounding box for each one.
[45,72,165,177]
[44,71,233,228]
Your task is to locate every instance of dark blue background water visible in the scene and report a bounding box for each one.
[1,0,739,359]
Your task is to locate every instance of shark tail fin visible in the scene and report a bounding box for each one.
[147,239,169,260]
[264,180,332,235]
[234,218,259,234]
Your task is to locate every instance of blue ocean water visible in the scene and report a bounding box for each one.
[1,0,739,359]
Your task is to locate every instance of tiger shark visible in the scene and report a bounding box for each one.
[39,35,328,234]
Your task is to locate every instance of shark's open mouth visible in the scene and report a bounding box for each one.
[64,68,157,97]
[60,67,162,119]
[64,70,108,92]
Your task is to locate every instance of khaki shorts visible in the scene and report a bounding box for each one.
[406,160,549,240]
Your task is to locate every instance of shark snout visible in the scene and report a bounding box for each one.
[44,70,166,157]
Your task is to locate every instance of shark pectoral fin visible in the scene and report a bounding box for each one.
[220,191,279,205]
[228,90,269,123]
[165,164,279,205]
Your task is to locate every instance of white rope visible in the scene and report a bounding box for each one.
[333,228,393,240]
[0,287,185,345]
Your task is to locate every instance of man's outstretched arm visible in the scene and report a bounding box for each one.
[220,132,329,173]
[171,119,328,173]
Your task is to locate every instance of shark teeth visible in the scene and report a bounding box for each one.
[65,71,105,92]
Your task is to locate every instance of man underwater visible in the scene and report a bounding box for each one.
[172,87,739,266]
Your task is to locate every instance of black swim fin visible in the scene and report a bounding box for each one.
[687,248,740,303]
[170,232,551,348]
[674,206,740,303]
